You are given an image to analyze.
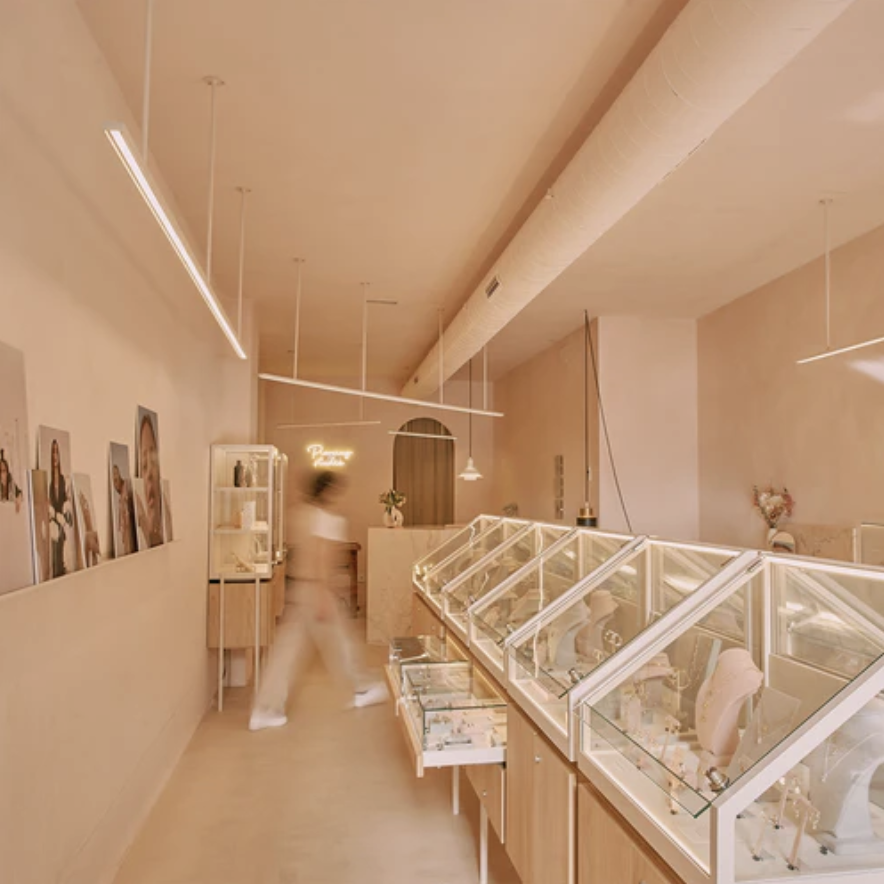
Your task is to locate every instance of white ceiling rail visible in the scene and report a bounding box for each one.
[403,0,858,398]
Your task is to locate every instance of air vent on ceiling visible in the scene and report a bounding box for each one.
[485,276,501,299]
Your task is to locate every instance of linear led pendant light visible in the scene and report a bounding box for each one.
[388,430,458,441]
[277,274,381,430]
[796,199,884,365]
[261,303,503,418]
[459,357,482,481]
[104,4,245,359]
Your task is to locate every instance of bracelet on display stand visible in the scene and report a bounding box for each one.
[774,774,801,830]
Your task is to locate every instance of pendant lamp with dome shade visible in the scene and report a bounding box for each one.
[459,357,482,482]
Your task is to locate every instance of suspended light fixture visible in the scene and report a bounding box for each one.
[389,430,457,441]
[796,199,884,365]
[104,26,246,360]
[459,357,483,481]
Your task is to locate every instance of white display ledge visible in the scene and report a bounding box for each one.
[0,538,182,600]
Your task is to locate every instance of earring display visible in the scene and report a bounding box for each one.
[578,553,884,884]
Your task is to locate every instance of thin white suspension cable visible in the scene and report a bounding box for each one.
[204,76,224,284]
[141,0,154,161]
[361,282,369,420]
[483,346,488,412]
[292,258,304,379]
[438,309,444,404]
[235,187,250,340]
[824,198,831,353]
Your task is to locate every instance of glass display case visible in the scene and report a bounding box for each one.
[385,633,468,703]
[421,517,532,613]
[468,527,637,679]
[399,660,507,775]
[209,444,283,581]
[577,554,884,884]
[506,538,749,759]
[441,522,574,643]
[412,515,500,594]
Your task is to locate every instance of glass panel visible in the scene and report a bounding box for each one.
[423,519,527,606]
[732,696,884,881]
[444,524,572,630]
[581,562,884,877]
[773,563,884,679]
[413,516,499,592]
[402,662,507,751]
[471,530,631,661]
[388,634,466,693]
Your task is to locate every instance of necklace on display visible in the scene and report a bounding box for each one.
[699,664,759,724]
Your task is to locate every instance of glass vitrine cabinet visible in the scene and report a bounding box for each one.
[577,554,884,884]
[421,517,531,613]
[412,515,500,595]
[506,538,748,759]
[468,527,637,679]
[441,522,574,643]
[385,633,468,703]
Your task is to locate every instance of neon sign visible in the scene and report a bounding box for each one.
[307,444,354,468]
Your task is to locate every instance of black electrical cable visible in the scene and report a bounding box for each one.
[585,311,633,533]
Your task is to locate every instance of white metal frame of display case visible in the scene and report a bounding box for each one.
[418,517,532,613]
[576,552,884,884]
[505,546,759,761]
[440,521,572,645]
[412,515,501,594]
[468,531,642,682]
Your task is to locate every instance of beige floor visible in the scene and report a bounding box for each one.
[114,631,518,884]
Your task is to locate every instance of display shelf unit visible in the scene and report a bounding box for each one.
[420,517,532,614]
[468,527,637,681]
[208,444,286,710]
[576,553,884,884]
[505,539,751,760]
[384,633,468,706]
[440,522,575,645]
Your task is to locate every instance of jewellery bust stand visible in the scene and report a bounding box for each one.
[695,648,763,769]
[807,701,884,856]
[548,590,619,670]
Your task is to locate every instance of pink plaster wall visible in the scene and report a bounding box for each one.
[699,223,884,548]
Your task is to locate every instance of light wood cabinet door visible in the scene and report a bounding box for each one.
[410,593,443,638]
[577,782,680,884]
[532,734,575,884]
[466,762,506,843]
[505,705,536,882]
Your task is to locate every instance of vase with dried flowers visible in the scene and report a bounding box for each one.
[379,489,406,528]
[752,485,795,547]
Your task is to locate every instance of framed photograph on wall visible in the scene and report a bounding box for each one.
[36,426,77,578]
[72,473,101,567]
[162,479,174,543]
[0,342,33,595]
[28,470,51,584]
[109,442,136,558]
[131,477,149,552]
[135,406,164,548]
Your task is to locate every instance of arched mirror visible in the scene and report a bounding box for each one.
[392,418,455,527]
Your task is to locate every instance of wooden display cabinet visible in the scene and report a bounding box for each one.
[578,781,681,884]
[505,702,576,884]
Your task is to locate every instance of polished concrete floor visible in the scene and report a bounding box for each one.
[114,631,518,883]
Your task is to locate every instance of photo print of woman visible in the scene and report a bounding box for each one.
[37,427,76,578]
[135,406,164,549]
[109,442,137,557]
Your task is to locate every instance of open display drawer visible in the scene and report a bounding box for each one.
[395,659,507,777]
[576,554,884,884]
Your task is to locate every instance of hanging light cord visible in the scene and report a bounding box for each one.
[468,358,473,456]
[585,311,633,533]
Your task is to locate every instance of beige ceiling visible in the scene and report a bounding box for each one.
[492,0,884,376]
[78,0,884,386]
[77,0,685,379]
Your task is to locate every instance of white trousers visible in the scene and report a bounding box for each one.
[254,580,359,713]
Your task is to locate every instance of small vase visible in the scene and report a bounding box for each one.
[383,506,403,528]
[767,526,778,546]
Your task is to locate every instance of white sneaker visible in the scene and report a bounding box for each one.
[351,683,389,708]
[248,709,288,731]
